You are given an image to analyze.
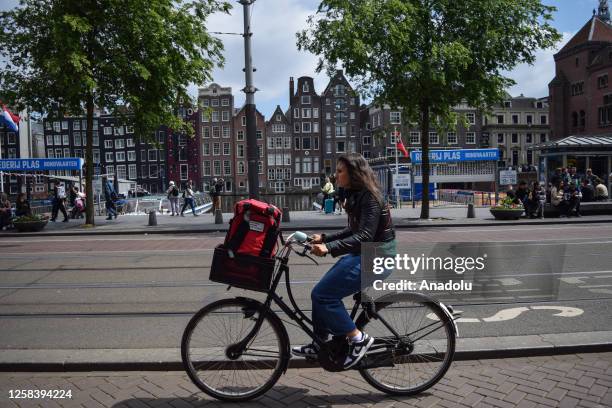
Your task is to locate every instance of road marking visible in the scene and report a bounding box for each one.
[398,225,612,234]
[530,305,584,317]
[560,277,589,284]
[579,285,612,288]
[0,237,217,244]
[0,249,216,256]
[492,278,522,286]
[589,288,612,295]
[428,305,584,323]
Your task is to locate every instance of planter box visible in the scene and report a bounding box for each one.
[13,219,48,232]
[490,208,524,220]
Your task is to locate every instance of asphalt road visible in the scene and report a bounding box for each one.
[1,223,611,349]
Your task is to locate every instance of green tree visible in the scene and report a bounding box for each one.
[0,0,230,225]
[298,0,560,218]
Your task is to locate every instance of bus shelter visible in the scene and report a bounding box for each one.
[529,135,612,192]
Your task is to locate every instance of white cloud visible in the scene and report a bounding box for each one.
[200,2,579,115]
[504,31,575,98]
[191,0,328,117]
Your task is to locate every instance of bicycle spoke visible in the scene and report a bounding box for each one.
[182,300,286,401]
[359,297,455,395]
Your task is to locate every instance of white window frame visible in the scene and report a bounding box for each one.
[466,132,476,145]
[429,132,439,144]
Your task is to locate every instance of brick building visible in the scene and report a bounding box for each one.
[361,102,484,159]
[199,84,235,193]
[0,122,20,196]
[320,70,360,175]
[549,7,612,140]
[42,115,171,194]
[483,95,550,168]
[233,105,266,194]
[265,106,292,193]
[289,76,322,190]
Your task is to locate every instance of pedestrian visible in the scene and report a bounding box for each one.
[71,188,85,219]
[208,178,219,211]
[15,193,31,217]
[505,185,520,204]
[594,178,609,201]
[166,181,180,216]
[334,186,346,214]
[321,177,334,210]
[515,181,530,206]
[526,182,546,219]
[0,193,12,230]
[550,168,563,186]
[550,180,570,217]
[50,180,69,222]
[564,184,582,217]
[580,179,595,203]
[180,180,198,217]
[103,177,118,220]
[569,166,580,188]
[291,153,396,370]
[561,167,571,186]
[585,168,599,186]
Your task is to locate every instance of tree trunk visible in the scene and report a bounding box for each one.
[420,100,430,219]
[85,94,95,226]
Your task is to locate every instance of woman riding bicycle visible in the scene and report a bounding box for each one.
[292,153,396,369]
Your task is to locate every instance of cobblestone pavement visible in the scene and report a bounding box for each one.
[1,353,611,407]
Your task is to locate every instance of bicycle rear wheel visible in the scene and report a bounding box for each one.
[358,294,456,395]
[181,298,289,401]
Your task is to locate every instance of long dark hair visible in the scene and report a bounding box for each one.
[337,153,383,207]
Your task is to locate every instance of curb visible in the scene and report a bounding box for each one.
[2,332,611,372]
[2,217,612,237]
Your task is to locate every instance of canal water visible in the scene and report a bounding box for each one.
[218,193,319,212]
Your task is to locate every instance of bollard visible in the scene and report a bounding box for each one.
[282,207,290,223]
[467,203,475,218]
[214,208,223,224]
[148,210,158,226]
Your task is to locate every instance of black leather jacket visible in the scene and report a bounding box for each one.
[323,189,395,257]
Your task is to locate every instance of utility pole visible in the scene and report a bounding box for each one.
[394,127,400,209]
[240,0,259,199]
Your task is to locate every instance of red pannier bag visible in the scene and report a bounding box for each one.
[209,199,282,291]
[225,199,282,258]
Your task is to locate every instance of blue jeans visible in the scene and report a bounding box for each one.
[105,200,116,217]
[311,253,361,338]
[181,197,196,214]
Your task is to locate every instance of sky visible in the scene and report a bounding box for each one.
[0,0,605,118]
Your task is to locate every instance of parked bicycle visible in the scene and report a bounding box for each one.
[181,231,459,402]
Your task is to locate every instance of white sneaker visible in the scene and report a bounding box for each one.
[291,343,319,358]
[343,332,374,369]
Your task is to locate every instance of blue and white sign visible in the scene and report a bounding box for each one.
[0,158,84,171]
[410,149,499,163]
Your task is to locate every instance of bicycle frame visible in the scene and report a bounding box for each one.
[231,242,405,358]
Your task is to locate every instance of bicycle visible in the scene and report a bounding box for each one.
[181,231,459,402]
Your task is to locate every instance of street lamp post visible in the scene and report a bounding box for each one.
[240,0,259,200]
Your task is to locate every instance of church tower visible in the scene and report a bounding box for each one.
[599,0,610,24]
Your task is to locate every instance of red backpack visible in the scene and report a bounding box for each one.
[224,199,282,258]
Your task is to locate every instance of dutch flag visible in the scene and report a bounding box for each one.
[1,105,19,132]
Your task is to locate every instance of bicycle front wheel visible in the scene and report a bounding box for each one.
[181,298,289,402]
[358,294,456,395]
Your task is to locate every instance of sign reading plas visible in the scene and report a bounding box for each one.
[0,158,84,171]
[411,149,499,163]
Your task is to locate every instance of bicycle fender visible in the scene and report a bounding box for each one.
[438,302,459,337]
[356,292,458,337]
